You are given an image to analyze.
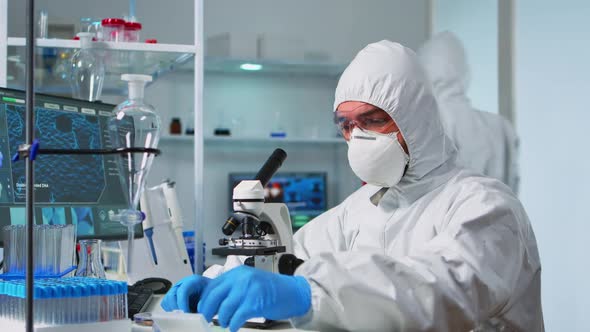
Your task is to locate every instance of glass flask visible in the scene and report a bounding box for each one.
[70,32,105,101]
[108,74,161,273]
[75,239,106,279]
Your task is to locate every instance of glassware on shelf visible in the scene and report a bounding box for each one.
[37,10,48,39]
[69,32,105,101]
[124,22,142,42]
[75,239,107,279]
[102,18,126,42]
[170,118,182,135]
[213,108,231,136]
[80,17,93,32]
[80,17,103,40]
[185,110,195,135]
[108,74,161,273]
[270,111,287,138]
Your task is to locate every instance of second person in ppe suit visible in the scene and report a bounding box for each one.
[418,31,520,194]
[162,41,543,331]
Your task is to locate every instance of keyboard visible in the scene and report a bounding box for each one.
[127,285,154,319]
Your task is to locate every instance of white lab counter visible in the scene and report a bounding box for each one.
[132,295,307,332]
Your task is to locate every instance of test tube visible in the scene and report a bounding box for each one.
[11,226,17,273]
[54,225,61,274]
[17,226,24,273]
[2,226,9,273]
[47,226,53,274]
[60,225,68,272]
[37,225,44,274]
[34,225,39,274]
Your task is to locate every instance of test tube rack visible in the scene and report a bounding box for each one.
[0,277,130,331]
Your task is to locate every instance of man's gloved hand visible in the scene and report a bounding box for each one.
[198,265,311,332]
[161,274,212,313]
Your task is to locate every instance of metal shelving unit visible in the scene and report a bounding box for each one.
[4,38,195,95]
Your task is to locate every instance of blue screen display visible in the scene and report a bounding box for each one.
[0,88,141,244]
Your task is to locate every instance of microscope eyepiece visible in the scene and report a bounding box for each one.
[255,148,287,187]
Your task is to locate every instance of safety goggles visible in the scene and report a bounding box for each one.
[334,107,396,140]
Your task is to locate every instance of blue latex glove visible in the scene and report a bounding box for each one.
[198,265,311,332]
[161,274,211,313]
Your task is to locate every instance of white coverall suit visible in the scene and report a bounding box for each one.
[417,31,520,194]
[290,41,543,331]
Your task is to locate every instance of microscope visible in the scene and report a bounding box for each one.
[212,149,303,275]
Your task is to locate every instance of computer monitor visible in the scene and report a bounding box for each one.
[0,88,142,246]
[229,172,327,229]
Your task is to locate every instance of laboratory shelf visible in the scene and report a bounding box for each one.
[204,57,346,78]
[7,38,197,53]
[159,135,195,143]
[5,38,196,95]
[159,135,345,145]
[205,136,344,144]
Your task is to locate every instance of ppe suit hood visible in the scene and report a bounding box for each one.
[417,31,470,102]
[335,40,455,184]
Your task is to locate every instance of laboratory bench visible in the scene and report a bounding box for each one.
[132,294,307,332]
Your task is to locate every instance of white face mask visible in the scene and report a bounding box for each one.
[347,127,409,187]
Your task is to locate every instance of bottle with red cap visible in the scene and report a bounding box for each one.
[101,18,125,42]
[124,21,142,42]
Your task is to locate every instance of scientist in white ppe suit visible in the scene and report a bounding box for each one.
[418,31,520,194]
[162,41,543,332]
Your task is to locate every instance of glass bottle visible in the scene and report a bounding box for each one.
[170,118,182,135]
[270,111,286,137]
[70,32,105,101]
[185,110,195,135]
[75,239,106,279]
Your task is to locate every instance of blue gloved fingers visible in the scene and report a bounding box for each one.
[216,286,247,328]
[161,280,183,311]
[229,302,256,332]
[198,279,233,322]
[176,276,206,313]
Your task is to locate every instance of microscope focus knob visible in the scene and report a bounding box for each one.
[278,254,305,276]
[244,257,255,267]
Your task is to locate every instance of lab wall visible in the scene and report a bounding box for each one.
[8,0,429,55]
[515,1,590,330]
[200,0,430,265]
[136,72,361,266]
[7,0,195,44]
[204,0,430,62]
[436,0,590,329]
[432,0,499,114]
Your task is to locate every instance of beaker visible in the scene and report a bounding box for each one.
[75,239,106,279]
